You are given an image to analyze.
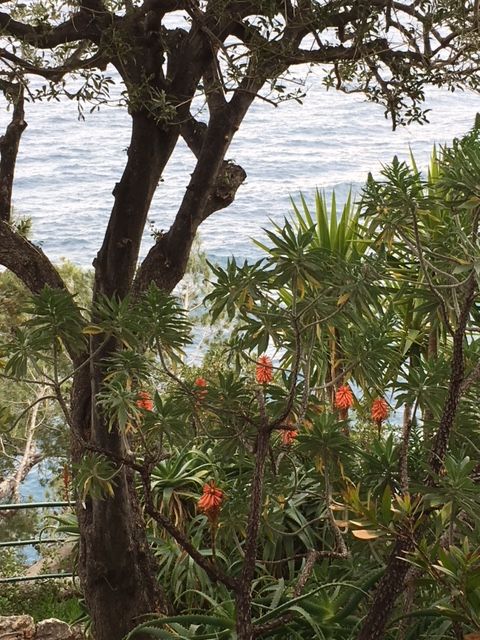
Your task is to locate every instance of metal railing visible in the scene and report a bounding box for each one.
[0,500,74,584]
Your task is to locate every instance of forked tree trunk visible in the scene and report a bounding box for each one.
[72,113,180,640]
[69,85,253,635]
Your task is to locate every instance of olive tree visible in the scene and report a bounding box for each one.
[1,1,480,638]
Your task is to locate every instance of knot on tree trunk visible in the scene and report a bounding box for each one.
[204,160,247,218]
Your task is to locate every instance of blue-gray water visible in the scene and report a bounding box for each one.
[3,69,480,267]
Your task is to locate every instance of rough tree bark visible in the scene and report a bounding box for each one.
[235,427,271,639]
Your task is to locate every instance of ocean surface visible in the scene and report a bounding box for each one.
[2,68,480,268]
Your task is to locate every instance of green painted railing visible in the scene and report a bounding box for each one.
[0,501,70,511]
[0,573,73,584]
[0,500,74,583]
[0,537,66,548]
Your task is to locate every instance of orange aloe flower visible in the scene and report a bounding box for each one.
[198,480,224,520]
[371,398,389,425]
[335,385,354,411]
[136,390,154,411]
[281,428,298,446]
[256,355,273,384]
[194,377,208,401]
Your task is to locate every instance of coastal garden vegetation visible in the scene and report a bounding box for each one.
[2,0,480,638]
[3,131,480,639]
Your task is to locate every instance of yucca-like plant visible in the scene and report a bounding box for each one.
[292,191,398,413]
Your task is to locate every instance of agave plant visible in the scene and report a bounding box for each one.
[150,446,213,530]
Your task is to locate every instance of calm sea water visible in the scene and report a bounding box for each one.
[3,69,480,267]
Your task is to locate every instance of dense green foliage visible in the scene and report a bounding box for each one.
[3,129,480,638]
[0,261,92,481]
[0,581,82,622]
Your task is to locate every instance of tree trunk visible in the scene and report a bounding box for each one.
[0,83,26,222]
[71,80,257,639]
[94,112,179,299]
[235,427,271,640]
[73,113,180,640]
[72,364,166,640]
[236,590,254,640]
[356,536,415,640]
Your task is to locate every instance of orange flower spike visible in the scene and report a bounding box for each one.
[281,428,298,446]
[371,398,389,424]
[194,377,208,401]
[335,385,354,411]
[256,355,273,384]
[136,390,154,411]
[198,481,224,520]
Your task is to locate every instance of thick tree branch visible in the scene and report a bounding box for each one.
[203,57,227,112]
[133,104,250,294]
[0,220,65,293]
[0,81,25,222]
[180,115,207,156]
[181,116,247,219]
[140,0,186,14]
[0,46,108,81]
[93,113,180,299]
[428,273,477,478]
[0,10,100,47]
[399,403,412,494]
[281,39,422,66]
[236,413,271,637]
[355,532,417,640]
